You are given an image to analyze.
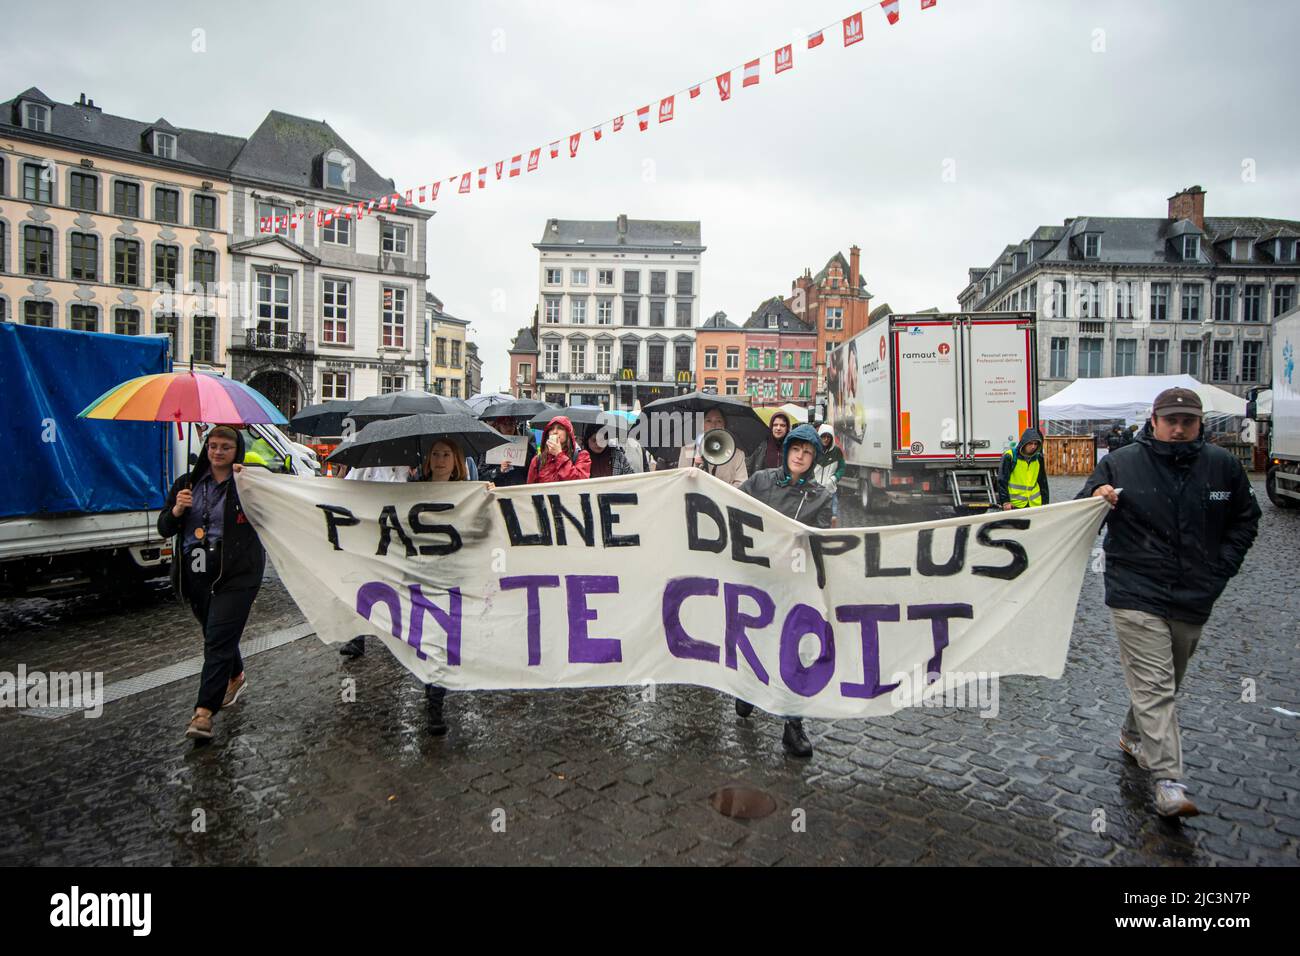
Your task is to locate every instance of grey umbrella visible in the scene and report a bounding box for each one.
[325,413,508,470]
[348,389,458,425]
[479,398,552,421]
[640,390,768,458]
[289,399,355,437]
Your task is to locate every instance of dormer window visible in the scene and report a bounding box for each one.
[23,103,50,132]
[1182,235,1199,261]
[1083,234,1100,259]
[767,314,778,329]
[1278,239,1297,263]
[153,132,176,159]
[324,150,353,191]
[1232,238,1252,262]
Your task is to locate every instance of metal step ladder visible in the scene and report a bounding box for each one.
[948,469,997,509]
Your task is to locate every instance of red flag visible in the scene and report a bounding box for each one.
[880,0,899,25]
[637,105,650,131]
[419,185,428,203]
[593,124,602,141]
[568,132,580,157]
[613,115,624,132]
[478,166,487,189]
[403,188,413,206]
[527,148,540,171]
[716,71,732,100]
[689,84,701,98]
[922,0,936,8]
[259,216,273,233]
[775,44,792,74]
[844,12,864,45]
[459,172,471,194]
[549,140,561,159]
[510,155,522,177]
[377,195,390,211]
[658,96,674,123]
[429,182,439,200]
[495,161,504,180]
[807,30,824,49]
[742,58,760,87]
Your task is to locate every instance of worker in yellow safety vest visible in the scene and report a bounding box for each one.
[997,427,1050,510]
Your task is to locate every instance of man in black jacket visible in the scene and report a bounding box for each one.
[1078,388,1260,818]
[159,426,266,741]
[735,423,833,758]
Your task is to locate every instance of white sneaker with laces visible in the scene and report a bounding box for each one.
[1153,780,1199,818]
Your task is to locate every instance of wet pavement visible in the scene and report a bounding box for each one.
[0,476,1296,866]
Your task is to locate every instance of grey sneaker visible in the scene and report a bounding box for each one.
[1119,731,1148,769]
[222,672,247,708]
[1153,780,1199,818]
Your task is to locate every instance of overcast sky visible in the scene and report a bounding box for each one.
[5,0,1298,390]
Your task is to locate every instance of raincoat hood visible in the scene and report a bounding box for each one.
[1015,426,1045,458]
[780,423,822,485]
[190,426,247,485]
[541,416,579,459]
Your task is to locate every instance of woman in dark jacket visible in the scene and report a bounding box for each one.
[158,425,266,741]
[735,423,833,758]
[478,416,536,487]
[584,426,634,478]
[746,412,792,476]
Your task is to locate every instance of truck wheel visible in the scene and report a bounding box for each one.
[1267,468,1298,510]
[860,474,887,515]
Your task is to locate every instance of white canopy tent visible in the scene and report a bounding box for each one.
[1039,374,1247,429]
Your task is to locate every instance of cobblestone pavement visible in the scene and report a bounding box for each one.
[1,477,1296,866]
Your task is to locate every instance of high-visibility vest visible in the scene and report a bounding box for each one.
[1004,451,1042,508]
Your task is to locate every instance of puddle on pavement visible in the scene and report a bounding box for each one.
[710,785,777,819]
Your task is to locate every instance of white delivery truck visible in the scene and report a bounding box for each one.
[1248,304,1300,509]
[826,311,1039,513]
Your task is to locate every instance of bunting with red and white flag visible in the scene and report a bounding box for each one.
[429,182,440,201]
[549,140,561,159]
[527,148,540,171]
[808,29,824,48]
[922,0,936,8]
[495,161,503,180]
[716,71,732,101]
[593,124,603,141]
[478,167,487,189]
[743,58,760,87]
[613,115,625,132]
[637,105,650,130]
[689,84,701,98]
[458,173,471,194]
[881,0,900,24]
[659,95,675,123]
[569,132,581,156]
[775,43,793,74]
[844,11,864,45]
[509,154,522,177]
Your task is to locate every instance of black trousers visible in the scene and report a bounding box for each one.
[186,552,258,714]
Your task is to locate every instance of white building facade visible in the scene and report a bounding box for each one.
[532,215,704,409]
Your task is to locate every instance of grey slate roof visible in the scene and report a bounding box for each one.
[535,217,703,250]
[812,251,869,292]
[699,311,741,331]
[743,297,814,333]
[510,327,539,353]
[228,110,396,198]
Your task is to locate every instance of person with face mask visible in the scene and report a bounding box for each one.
[1079,388,1261,818]
[158,425,266,741]
[735,423,833,758]
[746,412,791,476]
[679,406,748,487]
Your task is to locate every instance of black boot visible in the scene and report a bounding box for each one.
[734,698,754,718]
[782,719,812,758]
[425,683,447,736]
[339,636,365,658]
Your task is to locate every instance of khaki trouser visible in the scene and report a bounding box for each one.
[1112,608,1203,781]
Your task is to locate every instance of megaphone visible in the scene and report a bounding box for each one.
[700,428,736,467]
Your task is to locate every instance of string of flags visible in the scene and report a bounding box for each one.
[259,0,939,233]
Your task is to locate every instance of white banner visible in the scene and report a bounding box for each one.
[236,469,1108,718]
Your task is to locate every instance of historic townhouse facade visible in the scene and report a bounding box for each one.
[0,88,238,369]
[696,311,746,397]
[533,215,704,409]
[958,186,1300,399]
[742,297,817,405]
[425,291,469,398]
[785,245,874,392]
[224,112,432,417]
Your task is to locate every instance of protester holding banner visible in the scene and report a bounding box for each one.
[527,415,591,483]
[158,426,265,741]
[746,411,791,475]
[678,406,748,486]
[479,417,535,487]
[734,422,834,757]
[584,427,634,478]
[1080,387,1260,818]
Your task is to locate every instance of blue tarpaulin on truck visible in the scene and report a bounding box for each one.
[0,323,171,519]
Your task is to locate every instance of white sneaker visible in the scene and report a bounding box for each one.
[1119,731,1148,770]
[1153,780,1199,818]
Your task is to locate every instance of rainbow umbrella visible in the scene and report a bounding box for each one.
[79,371,287,482]
[79,371,287,425]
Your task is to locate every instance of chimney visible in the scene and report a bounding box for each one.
[1168,185,1206,230]
[616,213,628,235]
[849,245,861,294]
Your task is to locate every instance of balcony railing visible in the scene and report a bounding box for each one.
[245,329,307,352]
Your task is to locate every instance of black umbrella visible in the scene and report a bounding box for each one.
[528,404,609,430]
[640,391,768,457]
[289,399,356,437]
[325,413,508,470]
[479,398,552,421]
[349,389,458,425]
